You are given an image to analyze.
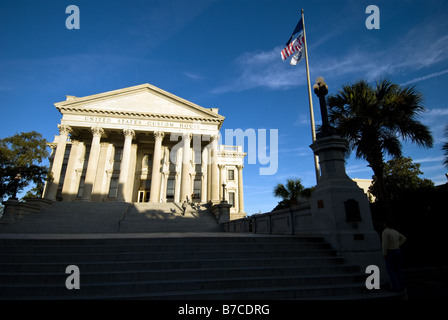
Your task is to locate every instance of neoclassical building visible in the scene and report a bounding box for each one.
[43,83,246,217]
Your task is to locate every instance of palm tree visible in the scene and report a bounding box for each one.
[326,78,433,207]
[273,178,312,210]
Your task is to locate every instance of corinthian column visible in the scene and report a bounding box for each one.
[237,165,245,213]
[218,164,225,201]
[81,127,104,201]
[45,124,72,201]
[179,133,192,202]
[149,131,164,202]
[210,135,220,203]
[117,129,135,201]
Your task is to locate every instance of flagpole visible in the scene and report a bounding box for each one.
[301,9,320,183]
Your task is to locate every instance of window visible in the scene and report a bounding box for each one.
[193,180,201,200]
[143,154,152,169]
[228,169,235,180]
[166,179,175,200]
[77,177,85,198]
[228,192,235,207]
[112,147,123,171]
[108,177,119,198]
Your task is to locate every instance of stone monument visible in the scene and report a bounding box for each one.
[309,77,386,284]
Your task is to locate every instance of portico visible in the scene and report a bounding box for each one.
[43,83,246,218]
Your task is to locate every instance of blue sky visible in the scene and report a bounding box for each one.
[1,0,447,214]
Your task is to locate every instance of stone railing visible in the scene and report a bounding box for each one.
[222,203,313,235]
[0,198,54,226]
[218,145,242,152]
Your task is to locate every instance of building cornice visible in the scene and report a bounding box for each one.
[54,83,225,124]
[57,107,223,123]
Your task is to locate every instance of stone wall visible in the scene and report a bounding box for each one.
[222,203,313,234]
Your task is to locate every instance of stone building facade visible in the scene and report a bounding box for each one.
[43,83,246,218]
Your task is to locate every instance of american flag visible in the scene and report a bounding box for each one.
[281,17,304,62]
[281,33,304,61]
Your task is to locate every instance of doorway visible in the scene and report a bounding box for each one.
[137,179,151,202]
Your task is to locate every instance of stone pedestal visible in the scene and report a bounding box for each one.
[309,135,386,284]
[212,201,232,224]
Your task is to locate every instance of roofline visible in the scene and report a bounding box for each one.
[54,83,225,122]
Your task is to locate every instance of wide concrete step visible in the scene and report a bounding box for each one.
[0,273,367,298]
[127,283,372,300]
[0,256,347,273]
[0,202,128,233]
[0,265,361,284]
[0,201,220,234]
[0,235,326,246]
[0,249,337,263]
[118,203,220,233]
[0,235,389,300]
[2,282,373,300]
[0,238,331,254]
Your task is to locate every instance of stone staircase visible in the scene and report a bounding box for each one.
[0,234,395,300]
[118,202,222,233]
[0,201,221,234]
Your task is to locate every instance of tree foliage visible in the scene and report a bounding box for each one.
[369,156,434,201]
[273,178,314,210]
[326,78,433,206]
[0,131,50,201]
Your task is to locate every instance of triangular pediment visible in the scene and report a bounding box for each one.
[55,83,224,123]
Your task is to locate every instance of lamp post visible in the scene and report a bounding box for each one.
[221,183,226,202]
[313,76,330,136]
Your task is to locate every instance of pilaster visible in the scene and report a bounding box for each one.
[45,124,72,201]
[237,164,245,214]
[149,131,165,202]
[179,133,192,202]
[81,126,104,201]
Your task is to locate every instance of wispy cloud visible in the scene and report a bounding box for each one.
[400,69,448,86]
[213,19,448,94]
[294,114,311,126]
[414,156,445,163]
[184,72,205,80]
[346,164,373,176]
[424,108,448,117]
[421,108,448,144]
[211,46,302,93]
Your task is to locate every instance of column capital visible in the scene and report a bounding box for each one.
[91,126,104,138]
[236,164,244,170]
[123,128,135,139]
[58,124,72,135]
[75,168,84,177]
[218,164,226,169]
[210,134,219,142]
[182,132,192,140]
[153,131,165,141]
